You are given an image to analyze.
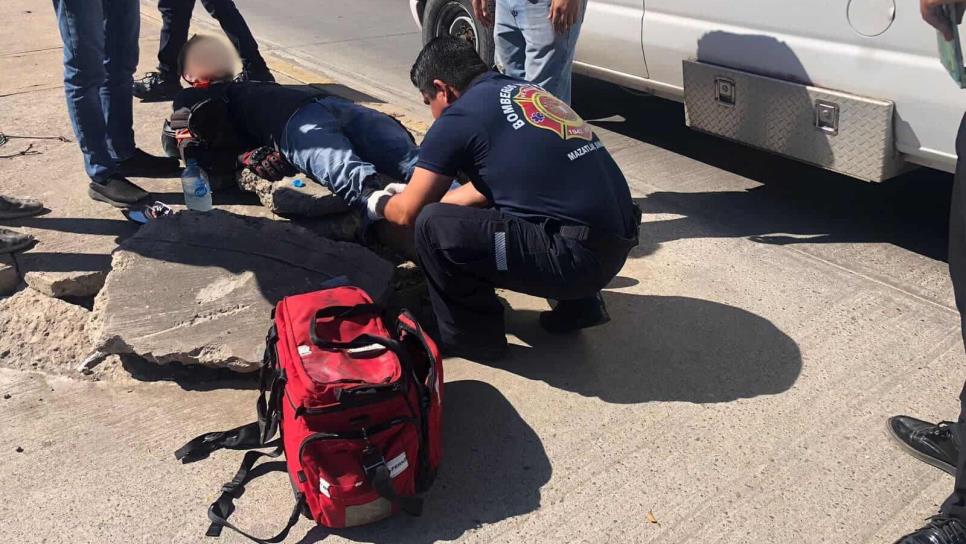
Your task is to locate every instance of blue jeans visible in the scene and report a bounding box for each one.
[494,0,585,104]
[52,0,139,182]
[280,97,420,209]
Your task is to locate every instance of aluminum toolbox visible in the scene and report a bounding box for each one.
[682,60,902,181]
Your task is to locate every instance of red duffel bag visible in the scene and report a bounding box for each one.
[175,285,444,542]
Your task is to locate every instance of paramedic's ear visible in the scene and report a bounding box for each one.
[432,79,460,104]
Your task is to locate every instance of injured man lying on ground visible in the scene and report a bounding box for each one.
[164,34,418,214]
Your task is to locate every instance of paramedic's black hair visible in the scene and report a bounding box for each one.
[410,36,490,96]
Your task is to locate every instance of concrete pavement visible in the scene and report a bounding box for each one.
[0,1,964,543]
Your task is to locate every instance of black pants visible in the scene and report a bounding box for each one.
[413,203,633,347]
[156,0,268,78]
[943,113,966,520]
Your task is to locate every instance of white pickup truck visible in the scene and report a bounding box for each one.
[411,0,966,181]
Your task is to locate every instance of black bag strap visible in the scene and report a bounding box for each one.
[205,445,306,544]
[361,446,423,517]
[175,421,269,463]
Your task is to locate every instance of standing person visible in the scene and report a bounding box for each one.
[887,2,966,543]
[133,0,274,101]
[472,0,586,104]
[52,0,180,208]
[370,37,639,360]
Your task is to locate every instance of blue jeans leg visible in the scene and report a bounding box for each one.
[52,0,116,181]
[495,0,585,104]
[494,0,528,80]
[281,100,380,209]
[102,0,139,162]
[333,99,420,182]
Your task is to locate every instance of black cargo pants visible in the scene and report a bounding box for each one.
[156,0,268,78]
[943,113,966,521]
[413,203,636,348]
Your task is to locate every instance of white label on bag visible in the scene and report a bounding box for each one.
[319,476,331,497]
[298,345,311,356]
[387,452,408,478]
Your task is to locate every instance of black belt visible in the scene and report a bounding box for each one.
[555,205,641,253]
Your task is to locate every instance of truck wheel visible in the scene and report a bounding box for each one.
[421,0,495,67]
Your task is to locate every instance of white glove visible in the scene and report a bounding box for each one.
[384,182,407,195]
[365,190,392,222]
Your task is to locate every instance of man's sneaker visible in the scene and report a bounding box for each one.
[116,148,181,178]
[133,72,182,101]
[539,292,611,334]
[234,68,275,83]
[888,416,958,475]
[894,516,966,544]
[0,195,43,219]
[88,176,150,208]
[0,227,35,254]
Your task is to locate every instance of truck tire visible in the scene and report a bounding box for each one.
[421,0,495,67]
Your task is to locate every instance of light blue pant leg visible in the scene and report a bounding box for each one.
[281,100,380,209]
[52,0,116,181]
[494,0,528,80]
[330,98,420,182]
[101,0,139,162]
[494,0,585,104]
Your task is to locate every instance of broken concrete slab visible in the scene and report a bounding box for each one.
[91,209,394,371]
[237,168,349,217]
[0,289,93,374]
[0,255,19,296]
[23,269,106,299]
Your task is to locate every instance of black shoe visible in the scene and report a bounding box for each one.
[894,516,966,544]
[539,292,611,334]
[888,416,958,475]
[235,68,275,83]
[133,71,182,101]
[88,176,150,208]
[0,226,35,254]
[0,195,43,219]
[116,148,181,178]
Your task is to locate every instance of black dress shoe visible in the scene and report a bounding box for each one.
[0,226,35,254]
[0,195,43,219]
[116,148,181,178]
[133,71,182,101]
[88,176,150,208]
[539,292,611,334]
[894,516,966,544]
[888,416,958,475]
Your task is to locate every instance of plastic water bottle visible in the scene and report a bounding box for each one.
[181,159,212,211]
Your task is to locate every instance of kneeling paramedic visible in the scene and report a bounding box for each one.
[370,37,640,360]
[169,34,419,211]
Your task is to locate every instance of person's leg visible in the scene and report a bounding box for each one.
[52,0,115,181]
[156,0,194,78]
[516,0,585,104]
[279,100,380,209]
[941,111,966,522]
[330,99,420,182]
[199,0,271,76]
[494,0,528,79]
[413,203,604,350]
[101,0,139,162]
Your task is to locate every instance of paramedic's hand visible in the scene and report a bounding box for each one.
[472,0,493,28]
[549,0,581,33]
[922,0,966,41]
[383,183,408,195]
[238,147,295,182]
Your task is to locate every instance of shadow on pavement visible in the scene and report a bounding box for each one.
[496,290,801,404]
[572,76,953,262]
[297,380,550,544]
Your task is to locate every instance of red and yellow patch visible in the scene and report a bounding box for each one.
[513,85,593,141]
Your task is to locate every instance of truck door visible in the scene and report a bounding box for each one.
[575,0,648,79]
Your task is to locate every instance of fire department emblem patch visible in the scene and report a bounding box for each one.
[513,85,593,141]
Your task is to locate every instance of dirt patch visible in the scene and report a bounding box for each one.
[0,289,94,375]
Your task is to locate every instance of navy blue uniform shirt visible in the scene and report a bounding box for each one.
[415,72,636,236]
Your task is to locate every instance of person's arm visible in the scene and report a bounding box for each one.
[441,183,490,207]
[922,0,966,40]
[382,167,454,227]
[549,0,583,33]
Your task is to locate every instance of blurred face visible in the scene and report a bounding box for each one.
[183,38,235,84]
[421,80,460,119]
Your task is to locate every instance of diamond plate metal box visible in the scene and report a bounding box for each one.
[683,60,902,181]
